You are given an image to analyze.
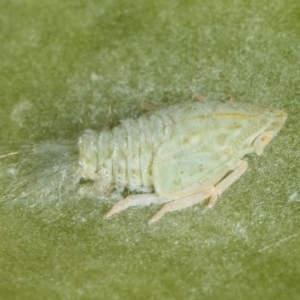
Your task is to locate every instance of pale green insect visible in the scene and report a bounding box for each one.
[78,99,287,223]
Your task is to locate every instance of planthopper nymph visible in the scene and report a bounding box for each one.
[77,99,287,223]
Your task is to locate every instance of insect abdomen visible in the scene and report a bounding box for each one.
[78,112,174,195]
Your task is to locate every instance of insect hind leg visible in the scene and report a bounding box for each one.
[149,187,215,224]
[104,193,169,218]
[149,160,248,223]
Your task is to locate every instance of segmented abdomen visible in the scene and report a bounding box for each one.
[78,112,173,195]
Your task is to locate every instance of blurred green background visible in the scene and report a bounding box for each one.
[0,0,300,299]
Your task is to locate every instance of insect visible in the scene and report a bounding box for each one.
[77,99,287,223]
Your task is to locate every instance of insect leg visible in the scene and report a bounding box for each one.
[104,193,169,218]
[149,187,215,224]
[207,160,248,208]
[149,160,248,223]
